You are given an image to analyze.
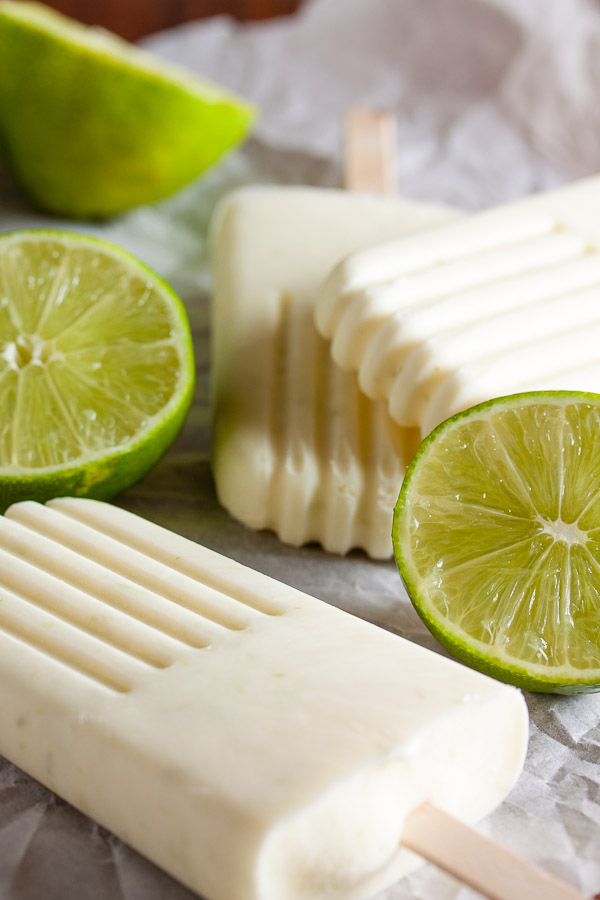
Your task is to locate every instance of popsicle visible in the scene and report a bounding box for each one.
[315,176,600,436]
[0,496,536,900]
[210,177,458,557]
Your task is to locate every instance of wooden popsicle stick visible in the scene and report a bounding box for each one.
[402,803,587,900]
[342,113,589,900]
[343,108,397,196]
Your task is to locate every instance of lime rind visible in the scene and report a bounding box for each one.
[0,0,245,103]
[0,229,194,510]
[393,390,600,694]
[0,380,192,510]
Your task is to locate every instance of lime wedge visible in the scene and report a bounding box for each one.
[0,230,194,509]
[0,1,255,218]
[393,392,600,694]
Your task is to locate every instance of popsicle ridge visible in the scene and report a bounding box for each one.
[0,580,143,693]
[315,213,559,338]
[422,318,600,434]
[43,497,287,617]
[0,544,181,669]
[266,289,321,545]
[315,177,600,435]
[264,285,413,555]
[389,277,600,428]
[0,509,219,649]
[355,248,600,403]
[323,226,586,386]
[318,349,366,553]
[11,504,256,632]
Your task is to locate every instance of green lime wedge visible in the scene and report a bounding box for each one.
[0,230,194,509]
[393,391,600,694]
[0,1,255,218]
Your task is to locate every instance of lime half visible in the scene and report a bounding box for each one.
[0,230,194,509]
[0,0,255,218]
[393,392,600,694]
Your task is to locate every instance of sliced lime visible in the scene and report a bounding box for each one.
[0,229,194,508]
[393,391,600,693]
[0,0,255,218]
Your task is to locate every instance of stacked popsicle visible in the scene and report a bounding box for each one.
[211,109,462,558]
[211,184,457,558]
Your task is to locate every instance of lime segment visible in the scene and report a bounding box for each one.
[0,0,255,217]
[393,392,600,693]
[0,230,194,507]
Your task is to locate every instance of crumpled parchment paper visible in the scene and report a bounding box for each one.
[1,0,600,897]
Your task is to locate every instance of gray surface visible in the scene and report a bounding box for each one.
[1,0,600,897]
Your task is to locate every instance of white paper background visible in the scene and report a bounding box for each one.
[1,0,600,897]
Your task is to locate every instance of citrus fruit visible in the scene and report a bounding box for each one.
[0,1,255,218]
[392,391,600,694]
[0,229,194,509]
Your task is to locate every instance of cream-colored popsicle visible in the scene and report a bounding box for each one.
[315,176,600,435]
[0,497,529,900]
[210,186,458,558]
